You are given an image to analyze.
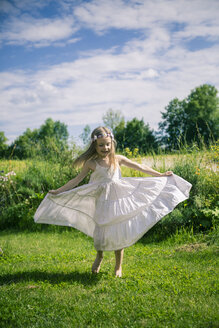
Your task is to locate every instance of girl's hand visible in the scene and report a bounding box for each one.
[161,171,173,176]
[48,189,60,195]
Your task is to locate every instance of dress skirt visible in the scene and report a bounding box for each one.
[34,164,192,251]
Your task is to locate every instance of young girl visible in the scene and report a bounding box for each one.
[34,126,192,277]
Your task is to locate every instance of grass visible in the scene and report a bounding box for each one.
[0,148,218,326]
[0,229,218,328]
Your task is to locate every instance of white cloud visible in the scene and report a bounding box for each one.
[175,24,219,40]
[0,0,20,15]
[74,0,219,38]
[1,0,218,48]
[1,29,219,143]
[0,15,78,47]
[0,0,50,14]
[1,0,219,143]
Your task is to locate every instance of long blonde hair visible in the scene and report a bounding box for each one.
[73,126,117,169]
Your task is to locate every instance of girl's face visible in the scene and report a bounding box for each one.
[96,137,112,158]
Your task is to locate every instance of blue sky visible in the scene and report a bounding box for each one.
[0,0,219,145]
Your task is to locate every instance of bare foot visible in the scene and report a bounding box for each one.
[115,267,122,277]
[92,256,103,273]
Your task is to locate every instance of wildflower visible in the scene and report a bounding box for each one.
[5,171,16,177]
[124,147,133,158]
[133,148,139,157]
[0,176,8,181]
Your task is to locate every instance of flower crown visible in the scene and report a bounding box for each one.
[91,132,114,142]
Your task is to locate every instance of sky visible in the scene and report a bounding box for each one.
[0,0,219,145]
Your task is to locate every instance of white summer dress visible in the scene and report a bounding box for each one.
[34,161,192,251]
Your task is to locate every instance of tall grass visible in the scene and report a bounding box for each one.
[0,142,218,238]
[122,143,218,237]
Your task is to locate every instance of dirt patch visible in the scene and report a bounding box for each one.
[26,285,38,289]
[175,243,207,252]
[141,155,218,172]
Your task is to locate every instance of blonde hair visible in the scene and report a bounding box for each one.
[73,126,117,169]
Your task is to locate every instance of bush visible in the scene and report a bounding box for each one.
[0,160,82,230]
[150,149,219,239]
[0,144,218,236]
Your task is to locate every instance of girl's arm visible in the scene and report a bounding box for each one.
[117,155,173,177]
[49,161,93,195]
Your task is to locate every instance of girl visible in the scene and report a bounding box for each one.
[34,126,192,277]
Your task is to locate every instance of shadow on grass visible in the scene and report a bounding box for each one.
[0,270,102,287]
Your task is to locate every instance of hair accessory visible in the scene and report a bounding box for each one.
[91,132,114,142]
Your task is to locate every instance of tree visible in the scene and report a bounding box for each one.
[38,118,69,156]
[80,125,91,146]
[114,118,158,153]
[184,84,219,144]
[102,109,125,133]
[8,128,39,158]
[8,118,69,159]
[113,119,126,149]
[159,84,219,149]
[38,118,68,146]
[158,98,187,149]
[0,131,8,156]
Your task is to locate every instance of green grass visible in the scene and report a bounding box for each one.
[0,229,218,328]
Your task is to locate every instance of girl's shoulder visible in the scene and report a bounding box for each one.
[115,154,127,165]
[85,159,96,171]
[115,155,139,167]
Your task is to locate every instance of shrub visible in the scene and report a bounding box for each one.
[0,143,218,236]
[151,149,219,239]
[0,160,81,230]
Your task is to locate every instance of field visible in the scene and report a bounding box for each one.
[0,229,218,328]
[0,149,218,327]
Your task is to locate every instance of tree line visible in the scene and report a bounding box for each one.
[0,118,69,160]
[80,84,219,153]
[0,84,218,159]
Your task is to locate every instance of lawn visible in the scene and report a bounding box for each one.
[0,229,218,328]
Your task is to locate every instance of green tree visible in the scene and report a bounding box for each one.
[8,128,39,158]
[38,118,69,156]
[159,98,186,149]
[159,84,219,149]
[184,84,219,144]
[102,109,125,133]
[113,119,126,149]
[0,131,8,157]
[114,118,157,153]
[38,118,68,145]
[80,124,91,146]
[8,118,69,159]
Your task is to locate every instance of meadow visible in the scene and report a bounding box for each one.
[0,146,218,327]
[0,228,218,328]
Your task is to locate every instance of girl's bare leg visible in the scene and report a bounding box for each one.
[92,251,103,273]
[114,249,124,277]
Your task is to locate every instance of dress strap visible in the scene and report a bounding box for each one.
[95,160,111,169]
[94,160,100,169]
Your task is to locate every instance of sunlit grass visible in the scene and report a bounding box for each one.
[0,229,218,328]
[0,145,218,327]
